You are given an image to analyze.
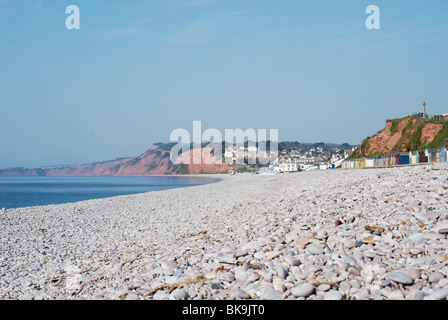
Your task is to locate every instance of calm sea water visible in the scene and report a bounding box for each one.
[0,176,218,209]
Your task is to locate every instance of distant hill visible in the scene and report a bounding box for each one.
[0,144,229,176]
[0,140,357,176]
[351,116,448,158]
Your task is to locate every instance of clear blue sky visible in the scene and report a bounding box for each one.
[1,0,448,168]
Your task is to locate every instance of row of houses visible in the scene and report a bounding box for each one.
[273,161,331,172]
[224,145,277,164]
[342,146,447,169]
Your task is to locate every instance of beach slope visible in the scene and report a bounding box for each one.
[1,164,448,300]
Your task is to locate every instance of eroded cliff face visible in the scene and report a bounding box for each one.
[0,145,230,176]
[421,122,444,145]
[173,147,230,174]
[355,116,446,157]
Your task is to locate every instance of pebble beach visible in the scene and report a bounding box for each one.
[1,164,448,300]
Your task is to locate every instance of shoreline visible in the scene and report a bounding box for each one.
[0,174,226,210]
[1,164,448,300]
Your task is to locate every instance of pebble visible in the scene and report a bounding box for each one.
[126,293,139,300]
[291,284,315,298]
[439,279,448,288]
[388,291,404,300]
[348,267,360,276]
[324,290,343,300]
[211,283,223,290]
[265,251,281,260]
[238,290,251,299]
[407,267,421,280]
[161,261,179,270]
[295,238,310,249]
[284,257,300,267]
[317,284,331,292]
[259,287,283,300]
[407,291,426,300]
[254,252,265,260]
[153,291,170,300]
[428,271,444,283]
[205,272,216,280]
[1,163,448,301]
[316,229,328,240]
[276,266,288,279]
[170,288,189,300]
[389,272,414,285]
[234,269,248,282]
[272,277,285,292]
[306,244,324,255]
[343,239,357,249]
[429,289,448,300]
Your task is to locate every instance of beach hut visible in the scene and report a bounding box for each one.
[427,149,438,163]
[365,158,374,168]
[374,156,386,168]
[435,148,441,163]
[426,149,433,163]
[418,151,428,163]
[409,151,418,164]
[373,157,379,167]
[379,156,385,167]
[395,152,410,165]
[355,158,366,168]
[393,154,398,166]
[384,155,394,166]
[441,147,446,162]
[347,160,353,169]
[426,149,432,162]
[436,148,441,163]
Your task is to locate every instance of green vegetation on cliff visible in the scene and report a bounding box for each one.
[350,116,448,159]
[427,125,448,149]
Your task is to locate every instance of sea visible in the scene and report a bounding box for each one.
[0,176,218,209]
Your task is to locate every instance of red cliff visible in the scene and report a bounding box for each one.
[0,145,230,176]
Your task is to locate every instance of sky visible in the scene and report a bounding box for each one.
[1,0,448,168]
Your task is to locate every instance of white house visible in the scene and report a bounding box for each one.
[274,159,298,173]
[247,145,257,159]
[319,163,329,170]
